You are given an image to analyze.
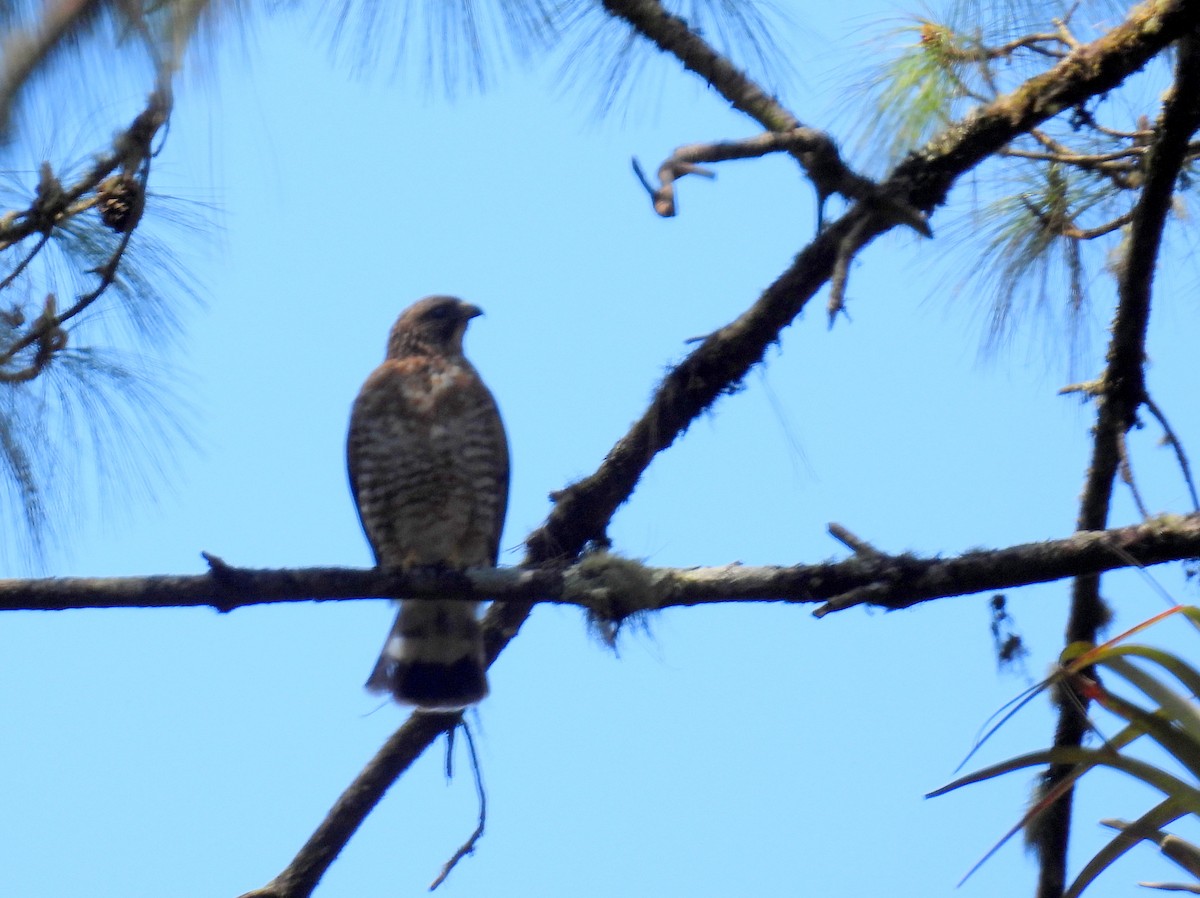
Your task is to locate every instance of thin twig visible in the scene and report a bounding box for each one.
[1019,128,1141,188]
[0,231,49,292]
[827,523,885,559]
[1118,429,1152,519]
[1060,212,1133,241]
[1053,6,1083,51]
[1144,395,1200,512]
[939,32,1070,64]
[827,216,872,324]
[1000,145,1144,166]
[601,0,929,232]
[429,721,486,891]
[632,131,937,234]
[0,222,136,373]
[1135,883,1200,893]
[58,220,137,322]
[0,292,66,382]
[631,153,714,218]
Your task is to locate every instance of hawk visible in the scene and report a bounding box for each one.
[347,296,510,709]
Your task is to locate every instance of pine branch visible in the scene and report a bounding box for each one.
[3,513,1199,617]
[600,0,798,133]
[530,2,1200,569]
[0,0,104,139]
[603,0,926,230]
[0,86,168,380]
[891,2,1200,211]
[237,711,462,898]
[0,87,167,253]
[1034,30,1200,898]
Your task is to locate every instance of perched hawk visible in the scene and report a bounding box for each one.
[347,296,510,709]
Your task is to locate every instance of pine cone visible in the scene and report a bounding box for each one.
[98,174,144,232]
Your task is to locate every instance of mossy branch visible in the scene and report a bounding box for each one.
[3,513,1200,616]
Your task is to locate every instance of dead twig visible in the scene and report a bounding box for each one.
[827,216,872,324]
[827,523,885,559]
[1118,429,1153,519]
[429,720,486,891]
[1143,395,1200,512]
[0,232,49,293]
[605,0,929,235]
[634,130,930,236]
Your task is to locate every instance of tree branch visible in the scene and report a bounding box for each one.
[4,514,1200,616]
[530,0,1200,572]
[0,85,168,253]
[599,0,801,133]
[236,711,462,898]
[1036,30,1200,898]
[891,2,1200,211]
[0,0,104,139]
[601,0,925,227]
[0,87,167,378]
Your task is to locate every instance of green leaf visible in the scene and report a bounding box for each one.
[1099,650,1200,742]
[1065,800,1190,898]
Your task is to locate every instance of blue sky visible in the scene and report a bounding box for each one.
[3,3,1200,897]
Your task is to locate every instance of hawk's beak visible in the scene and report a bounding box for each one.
[460,303,484,320]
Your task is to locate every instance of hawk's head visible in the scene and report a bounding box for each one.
[387,296,483,359]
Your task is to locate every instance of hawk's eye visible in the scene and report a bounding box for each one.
[426,304,456,320]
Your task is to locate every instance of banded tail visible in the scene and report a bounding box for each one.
[365,600,487,710]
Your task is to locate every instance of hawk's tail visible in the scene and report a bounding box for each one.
[365,600,488,710]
